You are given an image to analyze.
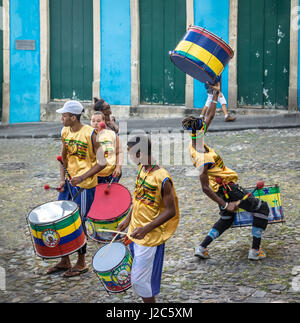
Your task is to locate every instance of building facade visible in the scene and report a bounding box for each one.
[1,0,299,124]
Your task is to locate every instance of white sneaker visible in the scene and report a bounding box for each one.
[194,246,210,259]
[248,248,266,260]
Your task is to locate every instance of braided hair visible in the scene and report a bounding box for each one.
[182,116,205,133]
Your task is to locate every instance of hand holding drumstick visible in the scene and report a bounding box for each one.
[117,211,133,246]
[224,181,265,213]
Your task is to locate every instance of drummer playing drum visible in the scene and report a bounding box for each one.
[182,83,270,261]
[118,135,180,303]
[47,101,106,277]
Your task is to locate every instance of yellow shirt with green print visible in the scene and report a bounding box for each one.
[61,125,97,189]
[189,143,238,192]
[128,166,180,247]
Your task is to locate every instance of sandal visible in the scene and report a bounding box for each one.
[47,265,71,275]
[63,267,88,278]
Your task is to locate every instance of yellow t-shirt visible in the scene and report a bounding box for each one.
[96,128,117,177]
[189,142,238,192]
[128,166,180,247]
[61,125,97,189]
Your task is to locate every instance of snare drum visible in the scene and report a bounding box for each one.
[232,185,284,227]
[28,200,86,258]
[169,26,234,84]
[87,183,132,243]
[92,242,132,293]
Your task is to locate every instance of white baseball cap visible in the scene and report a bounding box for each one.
[56,100,84,114]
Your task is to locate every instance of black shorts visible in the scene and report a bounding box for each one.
[216,183,269,230]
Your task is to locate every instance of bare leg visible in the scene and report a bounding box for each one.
[222,104,236,122]
[73,253,87,270]
[221,104,228,116]
[201,105,209,118]
[47,255,71,274]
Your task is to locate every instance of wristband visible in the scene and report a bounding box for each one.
[212,100,218,104]
[220,202,228,210]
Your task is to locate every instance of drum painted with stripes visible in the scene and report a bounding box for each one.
[86,183,132,243]
[28,201,86,259]
[92,242,132,293]
[169,26,234,84]
[232,185,285,227]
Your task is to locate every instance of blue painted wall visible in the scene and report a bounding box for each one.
[100,0,131,105]
[193,0,230,109]
[10,0,40,123]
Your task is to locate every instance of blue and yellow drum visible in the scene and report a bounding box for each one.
[169,26,234,84]
[92,242,132,293]
[232,185,285,228]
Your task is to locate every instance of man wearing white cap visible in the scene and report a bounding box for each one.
[47,100,106,277]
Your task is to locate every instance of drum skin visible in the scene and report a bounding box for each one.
[169,26,234,84]
[92,242,132,293]
[28,201,86,259]
[87,183,132,243]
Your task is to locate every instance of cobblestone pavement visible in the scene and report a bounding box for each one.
[0,128,300,303]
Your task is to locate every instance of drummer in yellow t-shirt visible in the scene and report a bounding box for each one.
[182,82,270,261]
[91,111,123,184]
[118,135,179,303]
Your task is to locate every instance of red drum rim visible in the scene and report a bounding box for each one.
[87,183,132,221]
[188,26,234,58]
[34,235,86,259]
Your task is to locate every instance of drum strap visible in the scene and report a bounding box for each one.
[66,179,74,200]
[136,162,157,185]
[72,187,84,201]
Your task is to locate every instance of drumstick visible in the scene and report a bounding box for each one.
[98,228,133,246]
[100,233,121,258]
[237,181,264,206]
[95,228,127,235]
[44,184,60,192]
[98,121,106,131]
[104,177,114,195]
[56,156,72,180]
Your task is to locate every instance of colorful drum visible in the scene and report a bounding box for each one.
[232,185,284,227]
[27,200,86,258]
[92,242,132,293]
[87,183,132,243]
[169,26,234,84]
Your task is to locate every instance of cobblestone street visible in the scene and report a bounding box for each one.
[0,128,300,303]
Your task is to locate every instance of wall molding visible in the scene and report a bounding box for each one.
[40,0,50,106]
[2,0,10,123]
[130,0,140,107]
[289,0,299,111]
[228,0,238,109]
[186,0,194,108]
[93,0,100,100]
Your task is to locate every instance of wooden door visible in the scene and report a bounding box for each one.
[50,0,93,100]
[237,0,290,109]
[140,0,186,105]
